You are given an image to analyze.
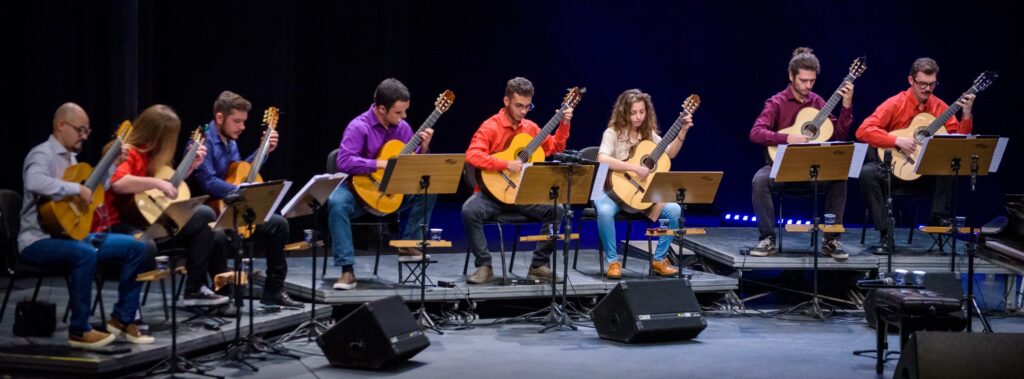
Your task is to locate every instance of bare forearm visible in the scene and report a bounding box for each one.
[598,154,637,172]
[111,175,162,194]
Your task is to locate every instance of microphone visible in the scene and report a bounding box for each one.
[857,277,895,286]
[223,192,245,206]
[550,150,594,164]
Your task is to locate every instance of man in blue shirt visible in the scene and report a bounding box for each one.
[192,91,300,308]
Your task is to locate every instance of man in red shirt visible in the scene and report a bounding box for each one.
[856,58,976,254]
[463,77,573,284]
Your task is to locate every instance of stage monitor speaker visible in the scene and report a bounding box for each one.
[894,331,1024,379]
[316,295,430,369]
[591,279,706,343]
[865,272,962,327]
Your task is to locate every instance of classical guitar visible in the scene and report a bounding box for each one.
[767,56,867,161]
[351,90,455,216]
[606,95,700,213]
[213,107,280,212]
[880,71,997,181]
[477,87,584,205]
[131,126,206,225]
[39,121,133,240]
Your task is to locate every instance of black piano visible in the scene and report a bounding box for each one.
[978,194,1024,274]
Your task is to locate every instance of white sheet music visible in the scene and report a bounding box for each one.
[769,145,787,179]
[590,163,610,202]
[848,143,868,178]
[991,137,1009,172]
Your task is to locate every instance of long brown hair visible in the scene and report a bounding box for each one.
[126,104,181,175]
[607,89,659,142]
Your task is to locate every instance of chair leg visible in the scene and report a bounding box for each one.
[572,217,583,269]
[322,240,330,278]
[777,198,784,254]
[95,278,107,326]
[497,224,508,283]
[509,225,521,273]
[463,243,472,276]
[908,202,919,244]
[159,278,169,321]
[141,281,151,306]
[374,224,383,277]
[0,275,17,325]
[647,235,655,278]
[622,222,633,268]
[861,208,869,244]
[91,278,104,316]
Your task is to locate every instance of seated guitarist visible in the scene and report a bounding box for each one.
[19,103,151,349]
[190,91,299,307]
[596,89,690,279]
[463,77,573,284]
[93,104,230,307]
[328,78,436,290]
[856,58,975,254]
[749,47,854,258]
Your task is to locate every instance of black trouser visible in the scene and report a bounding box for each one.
[111,204,217,294]
[462,192,564,268]
[859,157,953,235]
[751,165,847,240]
[212,214,290,293]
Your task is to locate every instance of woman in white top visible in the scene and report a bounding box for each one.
[595,89,693,279]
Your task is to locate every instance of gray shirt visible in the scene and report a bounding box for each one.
[18,135,82,252]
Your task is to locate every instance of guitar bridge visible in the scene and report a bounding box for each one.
[623,173,644,192]
[499,171,517,189]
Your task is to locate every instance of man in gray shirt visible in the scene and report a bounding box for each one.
[18,103,153,349]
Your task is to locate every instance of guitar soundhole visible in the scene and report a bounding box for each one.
[641,156,656,170]
[802,122,819,139]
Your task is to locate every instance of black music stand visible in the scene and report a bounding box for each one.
[915,134,1005,332]
[379,154,464,333]
[641,172,723,279]
[141,196,224,379]
[212,180,298,370]
[278,173,347,342]
[771,142,861,318]
[514,162,597,332]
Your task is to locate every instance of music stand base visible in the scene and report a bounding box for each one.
[145,354,224,379]
[787,296,838,319]
[414,307,444,334]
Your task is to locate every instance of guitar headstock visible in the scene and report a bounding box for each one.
[971,71,997,93]
[262,107,281,130]
[682,94,701,115]
[434,90,456,113]
[191,125,207,146]
[115,120,133,141]
[848,56,867,79]
[562,87,586,109]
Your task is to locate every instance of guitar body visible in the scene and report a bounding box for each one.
[38,163,104,240]
[132,165,192,225]
[477,133,546,205]
[351,139,406,216]
[606,140,672,213]
[210,161,265,213]
[878,112,947,182]
[766,107,835,161]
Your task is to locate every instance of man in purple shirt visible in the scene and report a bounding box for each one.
[328,78,435,290]
[191,90,300,308]
[748,47,855,258]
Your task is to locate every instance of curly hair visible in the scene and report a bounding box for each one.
[607,89,659,142]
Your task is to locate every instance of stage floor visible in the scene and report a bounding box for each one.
[682,227,1014,274]
[275,249,739,304]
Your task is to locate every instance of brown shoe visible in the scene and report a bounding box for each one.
[527,265,563,283]
[467,266,494,284]
[652,259,679,276]
[398,247,429,262]
[333,271,357,290]
[107,319,155,344]
[68,329,115,350]
[606,261,622,279]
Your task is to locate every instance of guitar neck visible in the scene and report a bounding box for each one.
[83,139,123,191]
[649,111,690,162]
[923,90,972,135]
[246,126,273,182]
[518,104,567,161]
[170,140,201,186]
[400,108,443,155]
[812,73,856,127]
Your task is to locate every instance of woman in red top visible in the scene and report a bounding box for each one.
[96,104,229,307]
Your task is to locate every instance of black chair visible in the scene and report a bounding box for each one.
[859,189,931,246]
[460,165,538,282]
[0,189,105,327]
[770,181,818,254]
[323,149,397,278]
[570,146,651,276]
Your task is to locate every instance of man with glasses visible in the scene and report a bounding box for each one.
[856,58,976,254]
[462,77,574,284]
[17,103,152,349]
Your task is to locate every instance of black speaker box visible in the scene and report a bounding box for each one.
[894,331,1024,379]
[865,272,962,327]
[591,279,706,343]
[316,295,430,369]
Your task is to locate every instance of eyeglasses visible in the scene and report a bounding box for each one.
[912,78,938,89]
[64,122,91,136]
[511,102,535,112]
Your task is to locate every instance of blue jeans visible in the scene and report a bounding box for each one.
[327,184,437,266]
[20,233,147,334]
[595,193,680,263]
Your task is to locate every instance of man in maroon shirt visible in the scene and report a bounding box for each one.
[748,47,854,258]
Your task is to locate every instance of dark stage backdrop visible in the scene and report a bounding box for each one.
[8,0,1021,229]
